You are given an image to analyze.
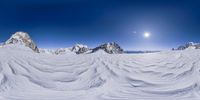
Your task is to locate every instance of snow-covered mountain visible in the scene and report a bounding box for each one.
[71,44,89,54]
[92,42,123,54]
[3,32,124,55]
[5,32,39,53]
[39,44,89,55]
[39,43,123,55]
[175,42,200,50]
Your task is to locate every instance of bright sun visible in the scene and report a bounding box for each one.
[144,32,150,38]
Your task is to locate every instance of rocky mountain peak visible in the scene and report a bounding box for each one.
[5,32,39,53]
[71,44,89,54]
[92,42,123,54]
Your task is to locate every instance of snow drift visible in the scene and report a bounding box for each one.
[0,44,200,100]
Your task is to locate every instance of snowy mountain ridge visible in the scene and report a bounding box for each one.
[71,44,89,54]
[92,42,123,54]
[39,44,90,55]
[3,32,124,54]
[40,42,124,55]
[174,42,200,50]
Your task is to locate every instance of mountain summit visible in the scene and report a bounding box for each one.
[72,44,89,54]
[92,42,123,54]
[5,32,39,53]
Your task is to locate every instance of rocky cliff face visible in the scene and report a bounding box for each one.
[92,42,123,54]
[71,44,89,54]
[5,32,39,53]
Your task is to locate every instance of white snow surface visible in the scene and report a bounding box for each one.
[0,46,200,100]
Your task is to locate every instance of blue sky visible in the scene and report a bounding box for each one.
[0,0,200,50]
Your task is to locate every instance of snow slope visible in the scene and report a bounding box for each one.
[0,45,200,100]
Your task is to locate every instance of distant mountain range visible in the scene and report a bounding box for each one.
[3,31,198,54]
[1,32,124,54]
[173,42,200,50]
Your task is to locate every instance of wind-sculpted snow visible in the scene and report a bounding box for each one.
[0,47,200,100]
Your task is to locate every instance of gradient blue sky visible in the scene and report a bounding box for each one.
[0,0,200,50]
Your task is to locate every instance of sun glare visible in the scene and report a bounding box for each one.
[144,32,150,38]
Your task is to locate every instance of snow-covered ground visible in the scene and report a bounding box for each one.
[0,45,200,100]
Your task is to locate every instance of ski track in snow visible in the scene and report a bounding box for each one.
[1,47,200,100]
